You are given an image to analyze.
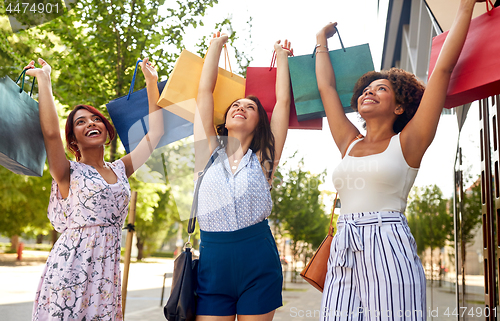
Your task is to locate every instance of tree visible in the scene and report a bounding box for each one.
[1,0,252,160]
[0,1,253,257]
[0,165,53,250]
[271,157,329,280]
[457,172,482,302]
[407,185,453,282]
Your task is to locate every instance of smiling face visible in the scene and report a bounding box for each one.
[72,109,108,148]
[224,98,260,134]
[357,79,403,119]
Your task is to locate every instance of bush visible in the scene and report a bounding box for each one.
[151,251,174,258]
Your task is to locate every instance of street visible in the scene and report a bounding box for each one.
[0,251,464,320]
[0,252,174,321]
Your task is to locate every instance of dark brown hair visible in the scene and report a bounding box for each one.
[216,95,275,179]
[351,68,425,133]
[65,105,115,161]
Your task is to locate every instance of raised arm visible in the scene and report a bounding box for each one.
[194,32,227,171]
[269,40,293,175]
[25,59,70,197]
[316,23,360,157]
[401,0,483,166]
[121,58,164,177]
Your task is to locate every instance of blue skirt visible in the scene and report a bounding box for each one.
[196,219,283,316]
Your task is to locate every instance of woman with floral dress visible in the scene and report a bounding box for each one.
[25,57,163,320]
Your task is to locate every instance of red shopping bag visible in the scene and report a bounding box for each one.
[245,54,322,130]
[428,1,500,108]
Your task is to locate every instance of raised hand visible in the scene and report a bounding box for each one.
[210,31,228,46]
[274,39,294,57]
[139,57,158,84]
[24,58,51,81]
[317,22,338,40]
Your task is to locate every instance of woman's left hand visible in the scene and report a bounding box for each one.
[274,39,293,57]
[140,57,158,84]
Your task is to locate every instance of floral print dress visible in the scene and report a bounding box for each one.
[32,159,131,321]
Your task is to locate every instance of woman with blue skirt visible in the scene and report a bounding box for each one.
[193,32,293,321]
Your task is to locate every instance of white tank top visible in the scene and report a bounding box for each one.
[332,133,419,215]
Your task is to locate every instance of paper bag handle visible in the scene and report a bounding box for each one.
[126,59,143,100]
[486,0,495,14]
[205,44,235,77]
[269,46,294,71]
[311,26,346,58]
[15,69,36,97]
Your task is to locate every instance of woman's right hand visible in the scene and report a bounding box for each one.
[24,58,51,81]
[210,31,228,46]
[317,22,338,39]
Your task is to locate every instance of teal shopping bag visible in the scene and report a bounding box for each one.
[288,37,374,121]
[0,70,46,176]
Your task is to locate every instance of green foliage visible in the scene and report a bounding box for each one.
[270,156,329,265]
[460,174,482,247]
[407,184,453,256]
[0,165,52,238]
[0,0,253,257]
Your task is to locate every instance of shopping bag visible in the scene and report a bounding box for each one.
[288,29,374,121]
[106,60,193,154]
[157,47,245,125]
[245,54,322,130]
[428,2,500,109]
[0,69,46,176]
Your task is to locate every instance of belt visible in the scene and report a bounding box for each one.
[332,211,404,268]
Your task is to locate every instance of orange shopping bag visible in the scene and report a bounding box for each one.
[157,46,245,125]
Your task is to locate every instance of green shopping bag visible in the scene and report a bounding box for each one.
[288,31,375,121]
[0,69,46,176]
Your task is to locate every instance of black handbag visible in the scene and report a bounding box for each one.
[164,152,218,321]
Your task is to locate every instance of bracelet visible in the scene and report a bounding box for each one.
[315,50,329,56]
[312,44,329,58]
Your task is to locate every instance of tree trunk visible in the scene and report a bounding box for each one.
[438,252,442,287]
[109,136,118,162]
[10,235,19,252]
[36,234,44,244]
[136,236,144,261]
[430,247,434,319]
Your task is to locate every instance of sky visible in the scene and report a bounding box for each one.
[161,0,482,203]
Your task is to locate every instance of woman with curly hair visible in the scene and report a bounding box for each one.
[193,32,293,320]
[316,0,483,319]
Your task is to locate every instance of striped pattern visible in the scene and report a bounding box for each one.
[320,211,426,321]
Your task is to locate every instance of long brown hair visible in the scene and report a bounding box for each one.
[65,105,115,161]
[215,95,275,179]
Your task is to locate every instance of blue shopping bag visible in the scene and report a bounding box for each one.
[107,60,193,154]
[0,69,46,176]
[288,29,375,121]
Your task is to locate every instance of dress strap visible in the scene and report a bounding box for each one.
[342,134,364,158]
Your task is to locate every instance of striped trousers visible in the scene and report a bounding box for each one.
[320,211,426,321]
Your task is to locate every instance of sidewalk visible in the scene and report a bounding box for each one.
[0,251,468,321]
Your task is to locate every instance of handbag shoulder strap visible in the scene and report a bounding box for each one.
[186,151,220,237]
[328,193,339,236]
